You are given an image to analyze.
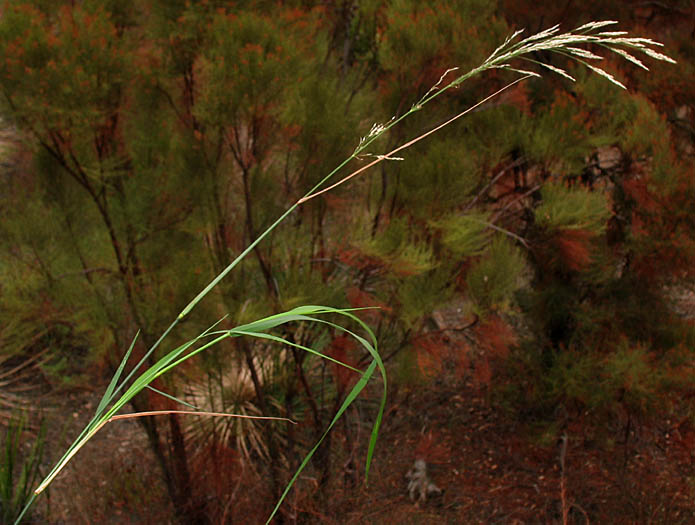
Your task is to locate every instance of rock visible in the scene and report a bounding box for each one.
[405,458,442,503]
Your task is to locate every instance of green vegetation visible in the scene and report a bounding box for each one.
[0,1,692,523]
[1,415,45,524]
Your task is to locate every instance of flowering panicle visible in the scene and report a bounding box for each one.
[481,19,676,89]
[354,20,674,191]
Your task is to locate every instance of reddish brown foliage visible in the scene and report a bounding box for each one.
[552,228,594,272]
[472,357,492,387]
[414,332,448,378]
[413,429,452,465]
[474,315,517,359]
[498,82,531,114]
[189,441,240,506]
[338,248,381,273]
[327,335,360,391]
[623,177,658,212]
[454,342,472,381]
[345,285,391,315]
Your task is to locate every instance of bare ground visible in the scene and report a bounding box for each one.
[13,363,695,524]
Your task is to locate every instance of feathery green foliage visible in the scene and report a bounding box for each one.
[467,237,526,313]
[534,182,610,232]
[0,1,683,521]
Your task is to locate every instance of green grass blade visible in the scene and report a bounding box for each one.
[10,417,44,525]
[32,332,221,496]
[146,385,202,411]
[266,359,378,524]
[243,305,388,483]
[301,315,387,481]
[95,331,139,417]
[229,329,361,372]
[12,493,37,525]
[2,421,16,509]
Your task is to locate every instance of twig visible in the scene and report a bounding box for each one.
[463,157,526,212]
[560,432,569,525]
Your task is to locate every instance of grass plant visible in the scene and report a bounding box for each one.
[14,21,674,524]
[1,415,45,524]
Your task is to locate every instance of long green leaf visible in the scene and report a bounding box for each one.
[266,359,378,524]
[229,329,361,372]
[95,331,139,417]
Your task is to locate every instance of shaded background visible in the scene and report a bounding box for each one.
[1,1,694,523]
